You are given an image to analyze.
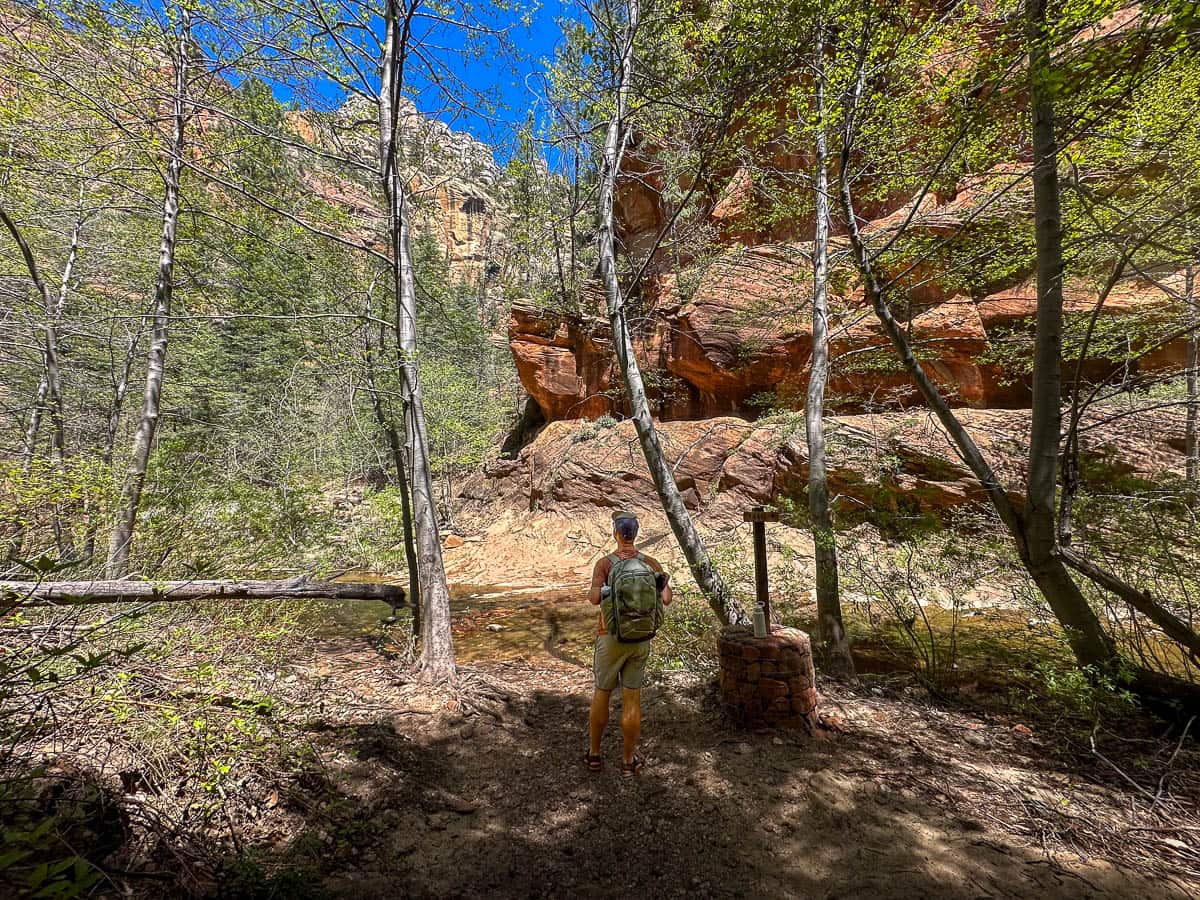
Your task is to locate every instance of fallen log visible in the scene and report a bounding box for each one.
[0,578,406,608]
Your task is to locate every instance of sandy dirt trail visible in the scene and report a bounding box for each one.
[266,588,1199,900]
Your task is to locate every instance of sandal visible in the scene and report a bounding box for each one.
[583,752,603,772]
[621,754,646,777]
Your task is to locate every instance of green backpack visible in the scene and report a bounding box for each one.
[602,553,663,643]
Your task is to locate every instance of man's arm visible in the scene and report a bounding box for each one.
[588,557,608,606]
[643,554,674,607]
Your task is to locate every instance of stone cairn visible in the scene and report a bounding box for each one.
[718,626,820,730]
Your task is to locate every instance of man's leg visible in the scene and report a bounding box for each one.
[589,689,612,757]
[620,687,641,764]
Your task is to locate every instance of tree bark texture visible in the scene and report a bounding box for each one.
[807,30,853,676]
[1022,0,1118,668]
[1186,265,1198,486]
[106,9,189,577]
[380,0,455,679]
[0,204,77,467]
[363,291,422,636]
[0,204,79,562]
[597,0,747,627]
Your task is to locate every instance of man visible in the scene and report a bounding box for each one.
[584,510,673,776]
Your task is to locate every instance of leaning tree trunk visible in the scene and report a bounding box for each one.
[1186,264,1198,487]
[0,204,77,469]
[0,199,80,560]
[834,6,1199,712]
[380,0,455,678]
[837,19,1115,672]
[597,0,747,627]
[106,10,189,578]
[807,31,853,676]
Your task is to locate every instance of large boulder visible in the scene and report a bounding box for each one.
[466,405,1189,528]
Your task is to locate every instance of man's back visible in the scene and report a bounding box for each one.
[585,510,673,776]
[590,548,666,635]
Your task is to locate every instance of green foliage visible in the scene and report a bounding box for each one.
[1022,660,1138,723]
[0,816,102,899]
[647,590,721,677]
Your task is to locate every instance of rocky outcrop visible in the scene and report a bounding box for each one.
[465,405,1190,529]
[509,3,1187,426]
[448,402,1187,585]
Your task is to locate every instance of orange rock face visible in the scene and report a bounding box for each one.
[509,3,1185,426]
[510,255,1189,422]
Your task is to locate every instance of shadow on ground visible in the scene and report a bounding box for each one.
[210,668,1189,900]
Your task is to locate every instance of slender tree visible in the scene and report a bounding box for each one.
[106,5,192,576]
[595,0,747,627]
[806,20,853,675]
[379,0,454,677]
[0,204,78,561]
[363,283,422,637]
[0,205,73,471]
[1187,264,1198,487]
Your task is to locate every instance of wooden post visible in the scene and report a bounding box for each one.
[743,505,779,625]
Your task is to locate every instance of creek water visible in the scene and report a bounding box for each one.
[318,577,597,665]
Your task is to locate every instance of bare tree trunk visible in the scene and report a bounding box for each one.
[80,329,142,563]
[807,29,853,676]
[1023,0,1118,668]
[0,204,77,467]
[1,199,81,561]
[20,378,49,472]
[598,0,747,627]
[380,0,455,678]
[106,9,189,577]
[1186,264,1198,486]
[363,289,421,636]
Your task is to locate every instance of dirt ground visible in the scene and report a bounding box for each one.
[225,614,1200,900]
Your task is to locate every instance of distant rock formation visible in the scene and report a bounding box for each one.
[288,96,510,289]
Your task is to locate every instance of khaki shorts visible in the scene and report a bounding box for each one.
[593,634,651,691]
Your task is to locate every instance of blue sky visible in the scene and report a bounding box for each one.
[283,0,581,160]
[439,0,577,153]
[119,0,579,161]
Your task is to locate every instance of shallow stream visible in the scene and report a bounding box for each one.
[317,577,597,664]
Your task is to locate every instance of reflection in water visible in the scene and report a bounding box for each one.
[314,578,595,665]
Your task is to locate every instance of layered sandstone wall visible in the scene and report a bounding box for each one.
[510,260,1191,423]
[507,2,1186,427]
[462,405,1189,531]
[448,403,1189,585]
